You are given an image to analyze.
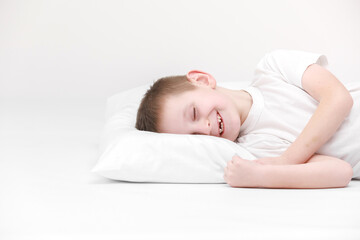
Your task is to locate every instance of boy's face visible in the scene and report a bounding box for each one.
[158,71,242,142]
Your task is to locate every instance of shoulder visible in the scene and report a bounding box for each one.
[257,49,324,66]
[254,49,328,88]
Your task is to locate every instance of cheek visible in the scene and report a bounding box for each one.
[226,105,240,128]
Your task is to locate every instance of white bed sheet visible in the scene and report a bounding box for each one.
[0,98,359,240]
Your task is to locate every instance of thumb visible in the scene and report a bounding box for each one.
[232,155,242,160]
[253,159,265,164]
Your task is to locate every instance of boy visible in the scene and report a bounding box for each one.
[136,50,359,189]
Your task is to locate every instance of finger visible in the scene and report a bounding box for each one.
[232,155,242,164]
[232,155,243,163]
[224,172,231,184]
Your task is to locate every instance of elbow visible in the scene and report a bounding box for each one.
[338,162,353,188]
[344,162,353,185]
[324,89,353,114]
[349,95,354,111]
[337,91,353,117]
[346,92,354,112]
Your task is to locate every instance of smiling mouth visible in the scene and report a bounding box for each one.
[217,111,224,136]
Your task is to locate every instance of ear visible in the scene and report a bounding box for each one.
[186,70,217,89]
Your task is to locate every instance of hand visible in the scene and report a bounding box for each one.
[224,155,263,188]
[254,155,289,165]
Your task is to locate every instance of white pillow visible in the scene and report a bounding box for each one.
[92,81,255,183]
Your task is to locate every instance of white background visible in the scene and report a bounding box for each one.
[1,1,360,239]
[1,0,360,100]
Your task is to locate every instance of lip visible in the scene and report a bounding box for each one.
[217,111,225,137]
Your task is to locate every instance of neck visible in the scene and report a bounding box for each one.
[217,86,253,124]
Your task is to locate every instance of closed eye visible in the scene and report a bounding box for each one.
[193,106,197,121]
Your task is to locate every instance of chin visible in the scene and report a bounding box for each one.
[224,134,236,142]
[227,129,240,142]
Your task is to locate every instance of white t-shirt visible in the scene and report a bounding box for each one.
[237,50,360,179]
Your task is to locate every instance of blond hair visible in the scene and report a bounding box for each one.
[136,75,196,132]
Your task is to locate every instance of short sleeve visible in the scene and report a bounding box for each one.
[255,49,328,88]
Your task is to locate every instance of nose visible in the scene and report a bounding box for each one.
[195,119,211,135]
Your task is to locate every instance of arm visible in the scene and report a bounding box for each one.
[224,155,353,189]
[264,64,353,165]
[284,64,353,164]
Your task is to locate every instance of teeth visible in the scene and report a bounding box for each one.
[217,112,223,135]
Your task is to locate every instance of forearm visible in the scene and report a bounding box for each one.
[260,155,353,189]
[283,91,353,164]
